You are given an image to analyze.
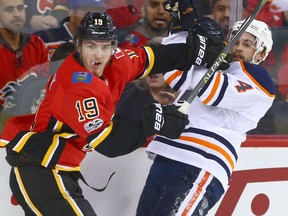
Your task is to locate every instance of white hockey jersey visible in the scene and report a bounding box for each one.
[146,32,276,190]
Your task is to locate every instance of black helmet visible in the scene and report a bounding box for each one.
[76,12,117,42]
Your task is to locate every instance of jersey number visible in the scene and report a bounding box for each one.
[76,97,99,122]
[94,18,103,26]
[235,80,253,93]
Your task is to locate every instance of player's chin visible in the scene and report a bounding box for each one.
[232,56,244,62]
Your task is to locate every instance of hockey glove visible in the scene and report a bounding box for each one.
[142,103,189,139]
[190,17,225,41]
[163,0,196,33]
[187,28,230,70]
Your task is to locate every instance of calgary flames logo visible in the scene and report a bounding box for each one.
[37,0,54,14]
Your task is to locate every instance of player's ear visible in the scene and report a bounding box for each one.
[255,51,265,63]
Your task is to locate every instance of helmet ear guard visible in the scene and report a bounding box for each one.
[229,19,273,63]
[76,12,118,43]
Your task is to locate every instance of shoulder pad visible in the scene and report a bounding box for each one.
[242,62,276,95]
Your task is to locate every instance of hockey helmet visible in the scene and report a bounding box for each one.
[76,12,117,43]
[229,19,273,62]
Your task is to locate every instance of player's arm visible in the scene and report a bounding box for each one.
[86,103,188,158]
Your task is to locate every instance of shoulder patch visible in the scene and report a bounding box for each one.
[125,33,140,44]
[72,72,92,84]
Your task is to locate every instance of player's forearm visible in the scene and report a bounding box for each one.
[91,117,147,158]
[146,43,193,75]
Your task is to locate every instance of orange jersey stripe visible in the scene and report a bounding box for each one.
[180,135,235,170]
[165,70,183,85]
[203,72,222,104]
[181,172,211,216]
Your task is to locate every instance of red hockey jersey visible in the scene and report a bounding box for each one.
[0,33,49,109]
[4,47,152,170]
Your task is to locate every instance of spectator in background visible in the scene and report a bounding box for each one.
[119,0,171,48]
[36,0,106,59]
[24,0,70,32]
[0,0,49,132]
[106,0,141,30]
[211,0,230,39]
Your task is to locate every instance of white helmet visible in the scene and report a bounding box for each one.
[229,19,273,64]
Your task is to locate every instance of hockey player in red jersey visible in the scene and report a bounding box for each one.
[0,11,229,215]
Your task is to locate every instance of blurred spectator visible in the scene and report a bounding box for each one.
[35,0,106,59]
[211,0,230,39]
[119,0,171,48]
[247,0,288,27]
[105,0,143,14]
[24,0,70,32]
[106,0,141,29]
[0,0,49,132]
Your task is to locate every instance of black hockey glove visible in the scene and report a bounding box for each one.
[190,17,225,41]
[187,28,230,70]
[142,103,189,139]
[163,0,196,33]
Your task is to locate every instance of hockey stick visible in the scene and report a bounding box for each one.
[178,0,270,114]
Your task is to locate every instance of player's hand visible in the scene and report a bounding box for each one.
[157,90,178,105]
[142,103,189,139]
[187,29,230,70]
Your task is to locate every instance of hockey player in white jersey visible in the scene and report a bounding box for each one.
[136,0,276,215]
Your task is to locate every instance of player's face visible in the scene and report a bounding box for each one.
[143,0,171,33]
[0,0,26,33]
[231,32,262,63]
[212,0,230,37]
[80,40,114,77]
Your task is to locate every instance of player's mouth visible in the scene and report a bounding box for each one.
[154,18,167,25]
[232,54,244,61]
[148,74,159,80]
[92,61,101,66]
